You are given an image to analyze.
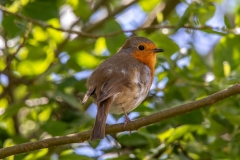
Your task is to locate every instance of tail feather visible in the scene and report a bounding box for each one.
[90,97,113,141]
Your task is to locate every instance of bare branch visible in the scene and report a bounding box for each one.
[0,84,240,158]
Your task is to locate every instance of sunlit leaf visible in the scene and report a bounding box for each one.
[32,26,48,42]
[3,138,14,148]
[223,61,231,77]
[13,84,27,100]
[47,18,63,44]
[158,128,175,142]
[139,0,161,12]
[235,7,240,26]
[167,125,196,143]
[0,98,8,108]
[5,117,15,135]
[38,106,51,122]
[0,58,6,71]
[16,45,54,76]
[73,51,100,69]
[94,37,107,55]
[23,148,48,160]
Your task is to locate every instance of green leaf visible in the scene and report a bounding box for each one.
[42,119,68,136]
[222,111,240,125]
[175,2,215,30]
[58,77,78,90]
[133,103,155,113]
[101,19,126,54]
[213,34,240,78]
[188,49,208,77]
[175,110,204,124]
[208,115,232,135]
[2,15,25,38]
[118,132,149,147]
[197,3,216,24]
[175,2,194,31]
[67,0,92,22]
[224,15,233,28]
[147,32,179,57]
[60,153,93,160]
[55,91,81,109]
[0,128,8,148]
[22,0,59,21]
[235,7,240,26]
[0,0,13,5]
[67,58,82,71]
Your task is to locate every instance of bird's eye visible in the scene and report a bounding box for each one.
[138,45,144,50]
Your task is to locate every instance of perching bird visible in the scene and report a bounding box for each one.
[82,36,164,141]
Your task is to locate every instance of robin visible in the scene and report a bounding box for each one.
[82,36,164,141]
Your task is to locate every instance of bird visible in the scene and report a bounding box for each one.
[82,36,164,141]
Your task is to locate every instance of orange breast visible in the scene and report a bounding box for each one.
[131,51,156,80]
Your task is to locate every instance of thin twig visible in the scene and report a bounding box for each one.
[2,22,32,74]
[12,22,32,57]
[0,84,239,158]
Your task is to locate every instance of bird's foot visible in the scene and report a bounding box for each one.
[122,107,132,135]
[123,115,131,130]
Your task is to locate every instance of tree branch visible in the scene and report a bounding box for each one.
[0,5,236,38]
[0,84,240,158]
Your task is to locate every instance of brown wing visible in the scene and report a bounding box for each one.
[82,72,127,105]
[97,76,126,103]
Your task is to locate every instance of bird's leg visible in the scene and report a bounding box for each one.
[122,107,131,130]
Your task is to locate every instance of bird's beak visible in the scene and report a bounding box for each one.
[153,48,164,53]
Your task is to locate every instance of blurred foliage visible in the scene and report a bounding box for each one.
[0,0,240,159]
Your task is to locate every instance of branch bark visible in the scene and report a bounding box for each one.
[0,84,240,158]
